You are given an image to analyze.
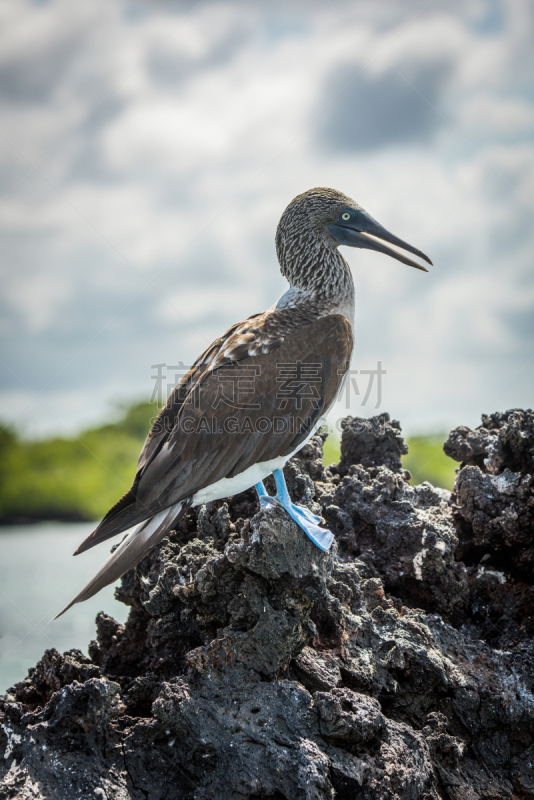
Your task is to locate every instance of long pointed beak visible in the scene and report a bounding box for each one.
[328,209,432,272]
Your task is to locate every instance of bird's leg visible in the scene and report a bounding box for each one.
[255,480,276,509]
[272,469,322,524]
[254,473,334,551]
[269,468,334,552]
[255,476,316,518]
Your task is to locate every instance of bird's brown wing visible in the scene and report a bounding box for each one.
[75,311,352,554]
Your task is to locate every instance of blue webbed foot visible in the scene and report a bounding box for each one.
[254,472,335,553]
[277,499,335,552]
[255,480,275,510]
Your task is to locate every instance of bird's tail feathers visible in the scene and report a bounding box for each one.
[53,499,189,620]
[74,490,150,555]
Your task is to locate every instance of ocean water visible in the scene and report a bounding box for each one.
[0,522,129,694]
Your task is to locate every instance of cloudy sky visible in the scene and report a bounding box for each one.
[1,0,533,439]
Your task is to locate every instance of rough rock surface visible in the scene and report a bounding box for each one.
[2,411,534,799]
[445,409,534,653]
[338,413,408,474]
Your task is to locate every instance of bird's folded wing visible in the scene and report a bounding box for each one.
[76,312,352,554]
[137,314,352,505]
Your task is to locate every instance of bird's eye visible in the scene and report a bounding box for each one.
[341,212,351,221]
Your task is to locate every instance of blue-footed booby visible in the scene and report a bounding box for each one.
[56,187,431,617]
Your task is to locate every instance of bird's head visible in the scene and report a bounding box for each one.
[276,187,432,290]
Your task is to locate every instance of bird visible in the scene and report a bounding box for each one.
[56,187,431,618]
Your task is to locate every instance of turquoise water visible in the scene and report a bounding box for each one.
[0,523,129,694]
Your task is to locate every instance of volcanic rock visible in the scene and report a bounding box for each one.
[2,411,534,799]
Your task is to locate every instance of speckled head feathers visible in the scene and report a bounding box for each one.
[278,187,359,232]
[275,186,432,295]
[275,187,357,298]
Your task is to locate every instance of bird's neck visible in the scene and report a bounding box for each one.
[276,232,355,324]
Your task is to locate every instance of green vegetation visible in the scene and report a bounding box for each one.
[0,402,157,523]
[322,432,456,490]
[0,403,457,524]
[402,435,457,491]
[322,435,341,467]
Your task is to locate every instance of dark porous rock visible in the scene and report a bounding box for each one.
[481,408,534,475]
[314,687,385,742]
[291,429,330,483]
[10,648,100,707]
[453,466,534,579]
[445,408,534,474]
[446,410,534,652]
[292,646,342,691]
[321,464,468,624]
[444,424,497,470]
[337,412,409,475]
[2,411,534,799]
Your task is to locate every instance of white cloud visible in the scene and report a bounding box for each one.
[0,0,533,438]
